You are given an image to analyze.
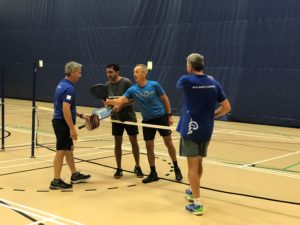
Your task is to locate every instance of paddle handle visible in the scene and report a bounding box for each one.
[78,124,85,129]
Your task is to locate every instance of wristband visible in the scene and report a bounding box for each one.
[167,113,172,116]
[79,113,83,118]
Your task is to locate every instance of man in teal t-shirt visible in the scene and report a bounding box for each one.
[106,64,183,184]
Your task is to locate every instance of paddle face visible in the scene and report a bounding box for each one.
[78,107,112,130]
[90,84,108,100]
[79,114,100,130]
[92,107,112,120]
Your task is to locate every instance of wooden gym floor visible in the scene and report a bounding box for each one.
[0,99,299,225]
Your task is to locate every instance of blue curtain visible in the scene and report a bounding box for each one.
[1,0,300,126]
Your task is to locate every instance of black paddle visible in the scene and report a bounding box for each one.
[90,83,108,100]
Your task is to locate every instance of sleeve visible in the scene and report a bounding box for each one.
[176,76,186,89]
[153,81,165,97]
[214,80,227,102]
[125,78,132,90]
[123,86,133,99]
[62,87,75,104]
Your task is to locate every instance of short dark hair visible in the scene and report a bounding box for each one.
[106,64,120,72]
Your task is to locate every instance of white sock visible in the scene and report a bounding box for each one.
[194,198,202,206]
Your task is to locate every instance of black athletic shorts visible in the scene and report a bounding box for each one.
[142,114,172,141]
[52,118,73,150]
[112,122,139,136]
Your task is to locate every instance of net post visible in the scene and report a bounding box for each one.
[31,60,43,158]
[1,61,4,151]
[31,62,37,157]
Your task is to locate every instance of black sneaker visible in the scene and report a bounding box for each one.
[174,167,183,181]
[71,172,91,184]
[50,179,73,190]
[134,166,144,178]
[142,172,159,184]
[114,168,123,179]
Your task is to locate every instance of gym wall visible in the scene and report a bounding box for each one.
[1,0,300,127]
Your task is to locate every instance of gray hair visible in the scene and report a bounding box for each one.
[135,64,148,74]
[65,61,82,75]
[187,53,204,71]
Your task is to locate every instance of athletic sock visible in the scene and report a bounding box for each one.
[150,166,156,173]
[173,161,179,169]
[194,198,202,206]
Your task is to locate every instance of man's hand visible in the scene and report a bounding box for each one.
[113,105,122,113]
[104,99,111,107]
[70,127,78,141]
[81,113,90,120]
[168,115,174,126]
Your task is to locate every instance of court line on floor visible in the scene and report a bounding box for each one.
[283,162,300,170]
[151,148,300,179]
[0,198,84,225]
[3,122,299,179]
[0,149,114,170]
[214,128,300,142]
[239,150,300,168]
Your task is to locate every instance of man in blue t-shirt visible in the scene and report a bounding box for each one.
[106,64,183,184]
[177,53,231,215]
[50,61,91,190]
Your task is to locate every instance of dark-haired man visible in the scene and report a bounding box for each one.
[105,64,143,179]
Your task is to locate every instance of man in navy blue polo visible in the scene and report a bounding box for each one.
[177,53,231,215]
[50,61,91,190]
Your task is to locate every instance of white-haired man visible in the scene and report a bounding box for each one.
[177,53,231,215]
[50,61,91,189]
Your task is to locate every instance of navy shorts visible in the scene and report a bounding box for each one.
[179,137,210,157]
[112,122,139,136]
[142,114,172,141]
[52,118,73,150]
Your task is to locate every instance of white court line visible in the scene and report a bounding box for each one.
[0,149,114,170]
[27,217,59,225]
[0,203,64,225]
[239,150,300,168]
[214,128,300,142]
[0,198,84,225]
[3,116,300,179]
[1,129,113,149]
[0,145,113,164]
[146,145,300,180]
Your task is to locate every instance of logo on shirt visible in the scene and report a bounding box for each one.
[138,90,155,98]
[66,95,72,100]
[187,118,199,135]
[192,85,215,89]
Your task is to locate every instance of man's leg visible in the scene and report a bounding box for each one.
[65,146,76,174]
[114,135,123,169]
[50,150,73,189]
[53,150,66,179]
[142,140,158,183]
[113,135,123,178]
[129,135,143,178]
[162,135,177,161]
[145,140,155,166]
[185,156,203,215]
[163,135,183,181]
[198,157,203,179]
[50,119,73,189]
[187,156,201,199]
[65,146,91,184]
[128,135,139,165]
